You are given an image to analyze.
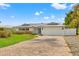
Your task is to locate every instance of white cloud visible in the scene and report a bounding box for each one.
[51,3,67,10]
[44,16,50,19]
[35,11,43,16]
[35,12,40,16]
[0,3,10,9]
[10,16,15,18]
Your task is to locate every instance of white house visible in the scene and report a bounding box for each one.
[14,24,76,36]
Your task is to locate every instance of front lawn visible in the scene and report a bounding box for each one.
[0,34,36,48]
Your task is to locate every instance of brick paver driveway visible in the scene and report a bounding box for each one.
[0,36,72,56]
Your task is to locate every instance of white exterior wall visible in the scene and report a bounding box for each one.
[29,28,39,34]
[32,28,39,34]
[41,27,76,35]
[29,28,34,31]
[64,29,76,35]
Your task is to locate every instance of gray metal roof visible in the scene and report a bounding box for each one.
[14,25,67,28]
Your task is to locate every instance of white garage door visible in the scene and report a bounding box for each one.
[41,27,64,35]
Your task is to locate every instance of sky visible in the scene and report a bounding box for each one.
[0,3,77,26]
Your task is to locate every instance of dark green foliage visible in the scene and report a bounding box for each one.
[64,4,79,35]
[64,11,73,25]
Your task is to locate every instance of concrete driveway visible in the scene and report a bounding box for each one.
[0,36,72,56]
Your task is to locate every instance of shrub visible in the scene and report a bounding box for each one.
[32,33,37,35]
[25,31,32,34]
[0,31,12,38]
[15,31,32,34]
[0,28,4,31]
[10,28,17,34]
[0,31,8,38]
[15,31,24,34]
[0,28,12,38]
[6,30,12,37]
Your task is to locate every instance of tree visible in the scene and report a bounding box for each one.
[64,11,73,25]
[73,4,79,35]
[64,4,79,35]
[21,23,30,26]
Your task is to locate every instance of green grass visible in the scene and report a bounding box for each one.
[0,34,36,48]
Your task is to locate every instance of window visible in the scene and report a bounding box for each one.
[19,28,25,30]
[26,28,29,30]
[19,28,29,31]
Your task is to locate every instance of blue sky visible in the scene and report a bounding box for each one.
[0,3,76,26]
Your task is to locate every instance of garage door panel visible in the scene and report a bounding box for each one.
[42,28,64,35]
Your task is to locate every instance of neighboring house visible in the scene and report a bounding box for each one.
[14,23,76,35]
